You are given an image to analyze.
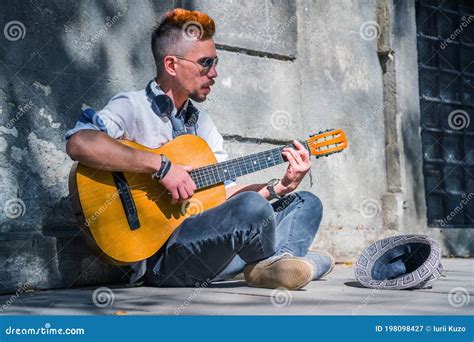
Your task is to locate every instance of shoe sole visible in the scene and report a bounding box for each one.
[244,258,314,290]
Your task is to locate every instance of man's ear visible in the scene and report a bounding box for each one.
[163,56,177,76]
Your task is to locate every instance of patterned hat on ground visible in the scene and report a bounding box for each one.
[354,234,443,290]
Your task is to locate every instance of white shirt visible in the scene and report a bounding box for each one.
[65,89,230,164]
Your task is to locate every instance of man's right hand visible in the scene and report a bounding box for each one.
[159,164,197,204]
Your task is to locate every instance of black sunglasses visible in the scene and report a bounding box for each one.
[175,56,219,73]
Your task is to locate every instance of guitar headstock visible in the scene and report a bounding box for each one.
[305,129,348,158]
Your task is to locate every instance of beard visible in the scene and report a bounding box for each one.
[189,90,207,103]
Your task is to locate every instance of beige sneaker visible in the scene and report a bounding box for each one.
[244,253,315,290]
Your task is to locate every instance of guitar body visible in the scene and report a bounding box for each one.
[69,135,226,264]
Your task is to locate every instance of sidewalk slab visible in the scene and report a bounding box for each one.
[0,258,472,315]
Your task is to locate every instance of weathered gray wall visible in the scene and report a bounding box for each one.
[0,0,471,294]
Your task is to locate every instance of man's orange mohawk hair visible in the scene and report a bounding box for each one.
[160,8,215,40]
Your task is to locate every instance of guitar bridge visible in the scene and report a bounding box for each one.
[112,172,141,230]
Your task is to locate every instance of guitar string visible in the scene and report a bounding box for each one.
[189,137,333,182]
[190,148,285,186]
[78,139,334,197]
[77,149,286,203]
[79,138,336,200]
[154,137,320,187]
[135,138,323,188]
[80,148,287,194]
[79,137,341,223]
[80,151,280,224]
[79,151,343,221]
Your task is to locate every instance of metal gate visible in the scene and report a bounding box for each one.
[416,0,474,228]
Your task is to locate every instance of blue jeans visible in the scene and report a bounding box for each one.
[146,191,323,287]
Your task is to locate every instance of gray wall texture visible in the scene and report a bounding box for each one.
[0,0,472,294]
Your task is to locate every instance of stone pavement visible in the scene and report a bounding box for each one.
[0,258,472,316]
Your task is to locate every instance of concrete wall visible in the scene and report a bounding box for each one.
[0,0,471,294]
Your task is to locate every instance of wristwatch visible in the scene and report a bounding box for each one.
[267,178,282,200]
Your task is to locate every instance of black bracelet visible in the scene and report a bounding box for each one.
[151,154,171,180]
[160,159,172,179]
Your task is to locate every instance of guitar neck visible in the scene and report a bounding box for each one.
[189,141,310,190]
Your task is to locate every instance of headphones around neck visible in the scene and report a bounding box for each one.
[146,80,174,117]
[145,80,200,126]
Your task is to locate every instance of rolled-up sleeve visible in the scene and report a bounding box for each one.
[65,93,134,140]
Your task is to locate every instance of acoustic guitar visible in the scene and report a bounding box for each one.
[69,129,348,263]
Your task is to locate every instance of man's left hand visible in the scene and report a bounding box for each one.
[278,140,312,195]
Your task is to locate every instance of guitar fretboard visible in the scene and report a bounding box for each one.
[189,141,309,190]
